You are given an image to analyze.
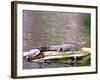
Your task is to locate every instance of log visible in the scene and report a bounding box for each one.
[31,50,90,62]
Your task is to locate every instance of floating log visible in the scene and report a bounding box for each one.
[31,50,90,62]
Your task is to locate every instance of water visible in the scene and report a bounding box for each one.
[23,10,91,69]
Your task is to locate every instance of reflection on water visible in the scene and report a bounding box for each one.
[23,56,91,69]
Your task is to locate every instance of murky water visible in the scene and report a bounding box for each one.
[23,10,91,69]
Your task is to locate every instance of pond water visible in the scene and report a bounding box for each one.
[23,10,91,69]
